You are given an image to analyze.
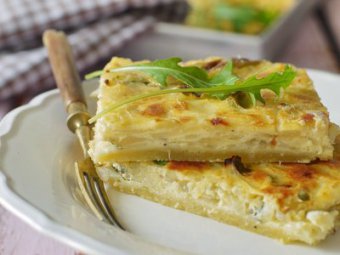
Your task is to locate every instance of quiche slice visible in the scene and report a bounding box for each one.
[96,137,340,245]
[89,57,336,164]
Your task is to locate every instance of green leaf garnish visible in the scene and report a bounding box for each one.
[85,70,102,80]
[87,60,296,124]
[86,57,238,88]
[214,4,257,32]
[213,3,279,32]
[128,57,209,88]
[209,61,238,85]
[238,66,295,104]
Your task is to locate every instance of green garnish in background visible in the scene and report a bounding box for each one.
[213,3,279,32]
[86,58,296,124]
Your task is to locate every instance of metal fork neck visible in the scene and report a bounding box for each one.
[66,102,92,158]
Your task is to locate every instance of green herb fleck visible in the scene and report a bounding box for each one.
[298,190,310,201]
[153,160,168,166]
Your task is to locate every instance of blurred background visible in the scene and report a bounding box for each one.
[0,0,339,120]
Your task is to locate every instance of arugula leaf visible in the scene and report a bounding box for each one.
[238,65,296,104]
[86,58,210,87]
[85,70,102,80]
[209,61,238,86]
[208,61,239,99]
[130,58,209,88]
[86,57,237,88]
[88,65,296,124]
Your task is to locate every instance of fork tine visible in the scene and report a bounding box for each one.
[76,161,124,228]
[92,178,125,229]
[75,162,105,221]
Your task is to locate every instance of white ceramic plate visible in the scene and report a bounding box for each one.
[0,70,339,255]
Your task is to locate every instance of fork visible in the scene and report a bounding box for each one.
[43,30,124,229]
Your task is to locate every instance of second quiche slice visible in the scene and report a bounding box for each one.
[96,137,340,245]
[89,57,336,164]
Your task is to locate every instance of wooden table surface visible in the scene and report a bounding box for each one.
[0,1,339,254]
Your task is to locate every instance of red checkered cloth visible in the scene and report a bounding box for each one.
[0,0,188,118]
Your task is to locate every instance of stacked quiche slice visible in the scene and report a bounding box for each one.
[88,57,339,244]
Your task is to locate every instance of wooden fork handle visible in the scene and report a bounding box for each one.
[43,30,86,113]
